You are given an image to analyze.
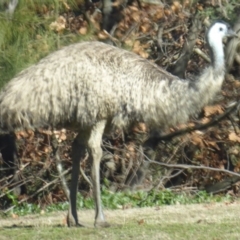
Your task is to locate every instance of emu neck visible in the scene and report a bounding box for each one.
[145,39,226,129]
[209,39,225,74]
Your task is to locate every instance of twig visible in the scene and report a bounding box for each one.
[121,22,139,42]
[163,24,185,34]
[155,169,185,189]
[168,186,198,192]
[193,47,211,62]
[0,179,32,198]
[157,26,164,50]
[79,152,93,188]
[125,146,143,186]
[103,30,121,47]
[146,158,240,178]
[157,101,239,141]
[3,168,71,213]
[51,134,70,200]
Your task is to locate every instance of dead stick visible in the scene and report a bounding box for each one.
[3,168,71,213]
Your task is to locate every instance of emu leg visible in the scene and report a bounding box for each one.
[67,134,87,227]
[88,120,110,228]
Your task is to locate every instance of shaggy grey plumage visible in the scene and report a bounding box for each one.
[0,21,236,227]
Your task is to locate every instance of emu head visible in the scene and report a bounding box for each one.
[207,21,237,48]
[206,21,237,68]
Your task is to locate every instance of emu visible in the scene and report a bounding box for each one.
[0,21,236,227]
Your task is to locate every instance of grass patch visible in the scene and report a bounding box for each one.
[1,202,240,240]
[5,188,233,217]
[0,0,89,88]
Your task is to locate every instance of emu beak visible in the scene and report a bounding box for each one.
[227,29,238,38]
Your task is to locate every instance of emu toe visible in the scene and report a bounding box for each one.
[67,213,82,227]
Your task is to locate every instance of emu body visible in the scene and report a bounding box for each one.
[0,43,222,131]
[0,21,235,227]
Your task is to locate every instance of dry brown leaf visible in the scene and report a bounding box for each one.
[98,31,108,40]
[79,26,88,35]
[183,0,190,7]
[133,40,141,51]
[140,23,151,33]
[195,39,203,46]
[201,117,210,124]
[63,217,68,226]
[60,133,67,141]
[171,1,182,13]
[233,80,240,88]
[12,213,19,219]
[43,146,51,153]
[138,50,149,59]
[49,16,66,32]
[138,122,147,132]
[38,129,53,135]
[218,164,225,170]
[206,141,220,150]
[54,133,60,139]
[16,130,33,139]
[164,8,172,16]
[171,5,178,13]
[191,133,205,148]
[203,105,223,117]
[132,40,149,58]
[137,219,145,225]
[128,5,139,12]
[229,132,240,143]
[124,39,134,47]
[197,4,203,11]
[131,11,141,22]
[126,143,135,152]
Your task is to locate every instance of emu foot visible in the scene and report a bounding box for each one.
[67,213,83,227]
[94,221,111,228]
[67,213,93,228]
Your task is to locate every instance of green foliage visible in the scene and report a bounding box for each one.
[5,190,18,206]
[9,187,233,216]
[198,0,239,23]
[0,0,87,88]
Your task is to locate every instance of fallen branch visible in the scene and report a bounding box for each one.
[156,101,240,141]
[146,158,240,178]
[3,167,71,213]
[79,152,93,188]
[193,47,210,62]
[51,134,70,200]
[204,175,240,194]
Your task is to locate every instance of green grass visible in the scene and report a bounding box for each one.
[0,0,89,88]
[1,223,238,240]
[1,202,240,240]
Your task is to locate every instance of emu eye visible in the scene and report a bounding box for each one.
[219,27,223,31]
